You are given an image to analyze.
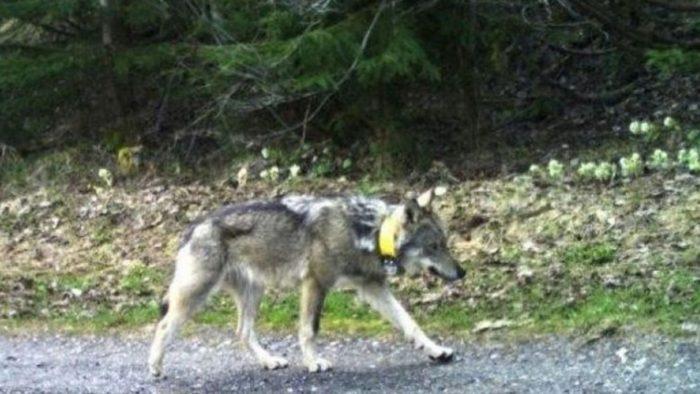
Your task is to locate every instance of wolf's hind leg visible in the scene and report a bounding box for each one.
[148,248,220,377]
[357,283,454,362]
[236,283,288,370]
[299,278,331,372]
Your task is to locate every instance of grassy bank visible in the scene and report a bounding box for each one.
[1,277,696,338]
[1,156,699,338]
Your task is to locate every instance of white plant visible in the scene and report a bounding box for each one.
[268,165,280,180]
[663,116,678,129]
[434,185,448,196]
[648,149,670,170]
[288,164,301,178]
[687,129,700,144]
[236,166,248,187]
[593,162,615,182]
[629,119,662,140]
[97,168,113,187]
[629,120,641,135]
[260,166,280,181]
[261,147,270,159]
[547,159,564,180]
[528,164,542,175]
[577,162,597,180]
[686,148,700,172]
[619,153,643,178]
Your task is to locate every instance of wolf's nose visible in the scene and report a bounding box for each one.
[456,265,466,279]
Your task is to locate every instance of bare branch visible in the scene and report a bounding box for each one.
[548,44,615,56]
[570,0,700,49]
[37,23,76,38]
[521,2,593,30]
[543,78,636,104]
[0,143,19,163]
[645,0,700,12]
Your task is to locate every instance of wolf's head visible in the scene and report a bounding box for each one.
[395,189,465,281]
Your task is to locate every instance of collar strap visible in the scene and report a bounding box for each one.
[378,215,400,258]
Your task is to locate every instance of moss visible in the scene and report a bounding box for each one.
[119,264,165,296]
[562,242,617,266]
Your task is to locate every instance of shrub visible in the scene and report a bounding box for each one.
[577,162,597,181]
[547,159,564,181]
[619,153,643,178]
[678,148,700,173]
[593,162,615,182]
[648,149,670,171]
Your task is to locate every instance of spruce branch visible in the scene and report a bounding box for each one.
[258,0,389,142]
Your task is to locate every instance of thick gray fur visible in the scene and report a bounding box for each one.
[148,191,465,377]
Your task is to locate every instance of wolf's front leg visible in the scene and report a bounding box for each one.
[358,283,453,362]
[237,284,288,370]
[299,278,332,372]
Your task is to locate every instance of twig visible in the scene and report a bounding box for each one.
[548,44,615,56]
[521,3,592,30]
[645,0,700,12]
[0,143,18,162]
[147,73,177,136]
[300,102,312,146]
[553,0,583,19]
[570,0,700,49]
[543,78,636,104]
[37,23,76,37]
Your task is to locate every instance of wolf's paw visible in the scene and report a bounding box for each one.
[427,345,454,363]
[305,357,333,373]
[261,355,289,370]
[149,363,164,379]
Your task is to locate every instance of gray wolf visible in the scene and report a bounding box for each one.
[148,189,465,377]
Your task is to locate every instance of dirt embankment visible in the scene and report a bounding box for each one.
[0,173,698,333]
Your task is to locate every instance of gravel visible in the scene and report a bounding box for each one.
[0,330,697,393]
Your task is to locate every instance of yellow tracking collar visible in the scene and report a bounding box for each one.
[378,215,400,258]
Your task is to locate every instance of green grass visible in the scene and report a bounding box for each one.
[0,238,695,338]
[537,269,699,333]
[56,274,96,292]
[562,242,617,266]
[119,264,165,296]
[0,149,88,196]
[3,275,696,337]
[195,292,392,335]
[55,304,161,331]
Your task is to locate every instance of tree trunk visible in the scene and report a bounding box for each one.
[100,0,123,120]
[459,0,480,150]
[100,0,114,47]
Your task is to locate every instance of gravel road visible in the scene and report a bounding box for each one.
[0,329,697,393]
